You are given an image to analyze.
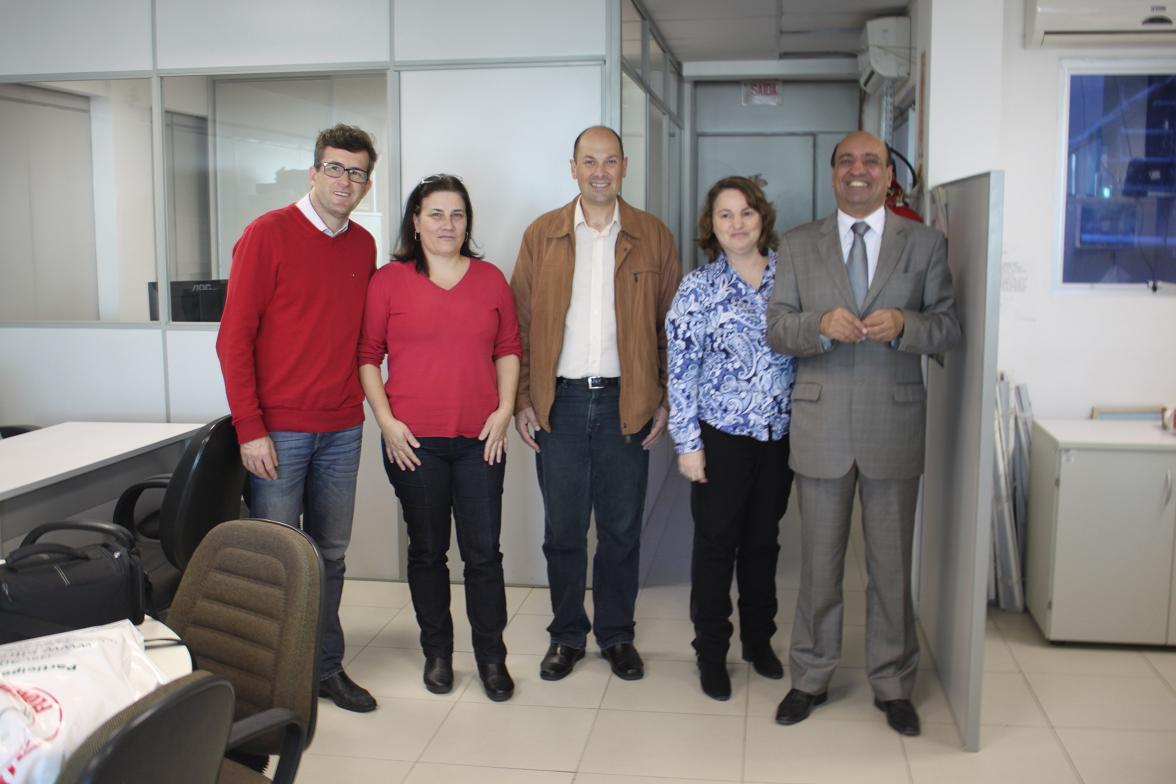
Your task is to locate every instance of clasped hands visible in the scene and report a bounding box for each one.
[820,307,904,344]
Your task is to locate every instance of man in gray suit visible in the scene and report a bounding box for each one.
[766,130,960,737]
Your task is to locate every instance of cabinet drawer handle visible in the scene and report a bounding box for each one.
[1165,470,1173,510]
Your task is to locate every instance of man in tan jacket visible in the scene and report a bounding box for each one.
[511,125,681,682]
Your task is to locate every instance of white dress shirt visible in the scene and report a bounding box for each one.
[557,198,622,378]
[297,193,350,237]
[836,205,886,284]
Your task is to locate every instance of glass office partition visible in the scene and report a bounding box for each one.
[0,79,154,322]
[621,70,647,210]
[159,73,389,322]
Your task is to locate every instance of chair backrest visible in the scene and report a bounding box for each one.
[159,415,247,570]
[56,671,234,784]
[0,425,39,439]
[166,518,324,753]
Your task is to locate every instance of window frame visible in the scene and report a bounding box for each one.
[1055,58,1176,294]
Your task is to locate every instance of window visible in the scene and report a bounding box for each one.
[622,1,643,74]
[621,70,646,210]
[159,73,388,321]
[1061,70,1176,288]
[0,79,155,321]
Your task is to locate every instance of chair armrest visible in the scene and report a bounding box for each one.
[112,477,171,532]
[226,708,306,784]
[21,520,136,549]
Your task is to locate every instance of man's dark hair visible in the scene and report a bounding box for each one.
[572,125,625,160]
[314,123,378,171]
[393,174,482,275]
[696,176,779,260]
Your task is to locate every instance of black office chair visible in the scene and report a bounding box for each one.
[112,416,247,615]
[0,424,39,438]
[56,671,236,784]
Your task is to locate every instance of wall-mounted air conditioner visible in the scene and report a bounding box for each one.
[858,17,911,95]
[1025,0,1176,47]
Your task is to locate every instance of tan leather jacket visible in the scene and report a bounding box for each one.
[511,197,681,435]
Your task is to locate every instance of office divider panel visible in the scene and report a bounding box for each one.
[921,171,1004,751]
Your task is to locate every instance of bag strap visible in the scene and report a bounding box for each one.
[21,520,136,550]
[6,542,88,569]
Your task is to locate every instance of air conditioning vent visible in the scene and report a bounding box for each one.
[1026,1,1176,47]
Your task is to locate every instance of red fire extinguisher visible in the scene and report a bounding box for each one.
[886,147,922,222]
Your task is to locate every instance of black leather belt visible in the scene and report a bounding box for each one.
[557,376,619,389]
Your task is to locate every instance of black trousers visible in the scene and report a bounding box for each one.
[383,436,508,665]
[690,421,793,662]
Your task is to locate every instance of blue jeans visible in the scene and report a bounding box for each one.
[382,437,507,664]
[248,424,361,680]
[535,381,650,650]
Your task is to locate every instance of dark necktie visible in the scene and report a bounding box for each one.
[848,221,869,310]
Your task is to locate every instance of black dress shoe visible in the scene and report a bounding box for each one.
[698,660,731,701]
[539,643,585,681]
[774,688,827,725]
[477,661,515,702]
[875,698,921,736]
[741,643,784,679]
[423,656,454,694]
[601,642,644,680]
[319,669,377,712]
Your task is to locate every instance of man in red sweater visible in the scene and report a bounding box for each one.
[216,123,378,713]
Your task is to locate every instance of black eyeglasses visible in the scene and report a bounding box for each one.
[318,161,371,184]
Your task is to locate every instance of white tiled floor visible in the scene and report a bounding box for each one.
[296,475,1176,783]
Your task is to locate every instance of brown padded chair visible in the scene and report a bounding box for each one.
[57,671,235,784]
[166,518,324,784]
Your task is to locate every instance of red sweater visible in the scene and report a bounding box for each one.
[216,204,375,443]
[357,259,521,438]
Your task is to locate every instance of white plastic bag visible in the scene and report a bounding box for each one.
[0,620,166,784]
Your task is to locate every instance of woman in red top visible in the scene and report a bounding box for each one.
[358,174,521,702]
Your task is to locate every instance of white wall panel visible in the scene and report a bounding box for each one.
[0,327,165,424]
[155,0,389,70]
[399,65,601,278]
[994,0,1176,417]
[394,0,605,62]
[0,0,151,76]
[165,328,228,423]
[400,64,601,585]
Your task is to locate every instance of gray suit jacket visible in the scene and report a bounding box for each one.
[767,212,961,480]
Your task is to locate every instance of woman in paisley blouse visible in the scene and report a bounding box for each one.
[666,176,798,701]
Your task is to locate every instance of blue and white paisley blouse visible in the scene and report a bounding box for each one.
[666,251,797,454]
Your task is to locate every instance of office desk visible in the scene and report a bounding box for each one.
[0,422,203,554]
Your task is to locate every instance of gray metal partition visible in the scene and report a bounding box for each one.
[920,170,1004,751]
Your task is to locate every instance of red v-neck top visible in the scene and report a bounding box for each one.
[357,258,521,438]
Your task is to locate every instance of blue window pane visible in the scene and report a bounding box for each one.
[1062,73,1176,286]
